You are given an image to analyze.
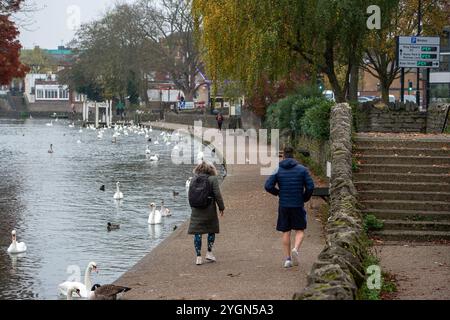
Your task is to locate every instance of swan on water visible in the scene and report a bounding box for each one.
[77,140,82,144]
[149,154,159,162]
[7,230,27,254]
[46,121,53,127]
[89,284,131,300]
[79,128,83,133]
[68,123,75,128]
[160,200,171,217]
[48,144,54,154]
[66,287,81,300]
[145,145,151,154]
[58,262,98,298]
[185,177,192,195]
[113,182,124,200]
[148,203,162,225]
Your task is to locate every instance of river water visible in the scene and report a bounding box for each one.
[0,118,218,300]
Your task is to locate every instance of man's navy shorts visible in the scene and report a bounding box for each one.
[277,206,307,232]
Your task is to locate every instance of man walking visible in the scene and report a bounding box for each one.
[264,146,314,268]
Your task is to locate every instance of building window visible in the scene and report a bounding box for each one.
[59,88,69,99]
[45,89,58,99]
[36,89,44,99]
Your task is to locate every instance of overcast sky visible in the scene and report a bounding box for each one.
[18,0,136,49]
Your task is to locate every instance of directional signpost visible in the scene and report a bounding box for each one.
[397,36,440,68]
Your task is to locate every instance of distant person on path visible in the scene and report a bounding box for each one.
[216,112,224,131]
[264,146,314,268]
[188,161,225,265]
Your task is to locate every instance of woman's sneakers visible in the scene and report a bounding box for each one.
[196,252,216,265]
[205,251,216,262]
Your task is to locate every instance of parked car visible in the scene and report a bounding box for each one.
[358,96,372,103]
[403,95,416,103]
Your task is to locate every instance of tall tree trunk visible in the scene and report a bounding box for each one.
[348,63,359,101]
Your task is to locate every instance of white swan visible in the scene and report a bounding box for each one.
[186,177,192,195]
[68,123,75,128]
[160,200,171,217]
[149,154,159,162]
[77,139,82,144]
[145,145,151,154]
[113,182,124,200]
[46,121,53,127]
[197,151,204,163]
[66,286,81,300]
[79,128,83,133]
[148,203,162,225]
[58,262,97,298]
[7,230,27,254]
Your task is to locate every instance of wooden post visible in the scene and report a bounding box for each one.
[95,102,99,128]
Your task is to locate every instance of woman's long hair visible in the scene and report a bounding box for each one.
[193,161,217,176]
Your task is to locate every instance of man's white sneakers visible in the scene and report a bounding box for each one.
[205,251,216,262]
[196,257,203,265]
[283,259,293,268]
[291,248,300,266]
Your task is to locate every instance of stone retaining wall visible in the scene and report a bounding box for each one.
[294,103,366,300]
[354,102,450,133]
[295,135,331,175]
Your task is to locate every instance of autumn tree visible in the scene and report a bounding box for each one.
[362,0,449,103]
[20,47,56,73]
[193,0,372,103]
[0,0,29,85]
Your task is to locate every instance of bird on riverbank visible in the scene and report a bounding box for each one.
[107,222,120,231]
[113,182,124,200]
[7,230,27,254]
[48,144,54,154]
[90,284,131,300]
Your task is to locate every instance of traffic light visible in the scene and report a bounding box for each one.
[408,80,413,93]
[317,79,324,92]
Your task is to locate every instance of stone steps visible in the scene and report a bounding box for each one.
[354,172,450,183]
[357,164,450,174]
[354,134,450,242]
[354,138,449,149]
[362,209,450,221]
[355,181,450,193]
[382,220,450,232]
[363,199,449,212]
[354,147,450,157]
[357,155,450,165]
[370,230,450,241]
[358,190,450,202]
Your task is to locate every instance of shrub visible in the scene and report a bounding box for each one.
[300,99,333,140]
[363,214,384,232]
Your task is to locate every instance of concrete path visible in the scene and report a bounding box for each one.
[114,122,325,299]
[377,243,450,299]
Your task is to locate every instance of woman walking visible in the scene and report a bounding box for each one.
[188,161,225,265]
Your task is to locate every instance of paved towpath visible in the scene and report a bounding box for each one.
[114,122,325,299]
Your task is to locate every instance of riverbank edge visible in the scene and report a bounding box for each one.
[111,121,226,284]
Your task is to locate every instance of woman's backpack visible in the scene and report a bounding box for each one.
[188,174,213,208]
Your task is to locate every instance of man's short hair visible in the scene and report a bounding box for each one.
[284,146,294,158]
